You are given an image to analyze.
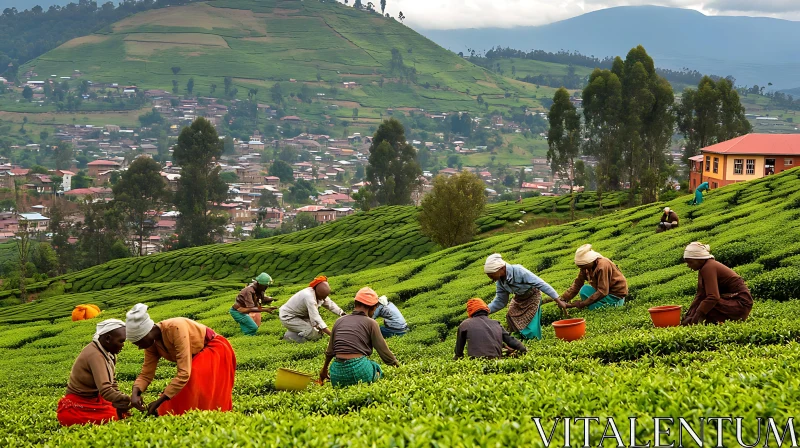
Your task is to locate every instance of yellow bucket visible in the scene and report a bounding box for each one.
[275,368,314,391]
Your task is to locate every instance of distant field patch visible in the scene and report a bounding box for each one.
[124,33,229,57]
[113,3,265,34]
[59,34,110,49]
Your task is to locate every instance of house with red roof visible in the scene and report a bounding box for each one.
[689,134,800,191]
[87,159,121,178]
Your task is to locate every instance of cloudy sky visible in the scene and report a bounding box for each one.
[381,0,800,29]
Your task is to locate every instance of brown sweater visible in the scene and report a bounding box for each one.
[233,284,263,311]
[454,312,527,359]
[688,259,753,317]
[561,257,628,307]
[661,211,679,225]
[325,311,399,366]
[66,342,131,409]
[133,318,209,398]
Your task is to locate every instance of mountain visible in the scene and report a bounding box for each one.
[3,166,800,444]
[20,0,549,117]
[420,6,800,91]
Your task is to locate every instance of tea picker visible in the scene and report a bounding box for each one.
[454,298,527,359]
[229,272,277,336]
[279,276,347,343]
[688,181,709,205]
[483,253,560,341]
[555,244,628,312]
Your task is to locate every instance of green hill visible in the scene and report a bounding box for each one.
[21,0,553,119]
[2,171,800,445]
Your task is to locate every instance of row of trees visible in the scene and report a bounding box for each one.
[546,46,751,217]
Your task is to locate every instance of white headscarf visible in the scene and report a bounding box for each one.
[378,295,389,306]
[575,244,602,266]
[664,207,671,213]
[684,242,714,260]
[484,253,506,274]
[125,303,155,342]
[93,318,125,343]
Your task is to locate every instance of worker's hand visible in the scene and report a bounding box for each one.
[130,389,144,410]
[263,306,277,314]
[682,314,700,326]
[555,299,570,316]
[147,396,167,416]
[319,368,329,383]
[321,328,332,337]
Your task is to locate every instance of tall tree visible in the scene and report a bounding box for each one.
[582,67,623,209]
[173,118,228,248]
[268,160,294,183]
[76,199,129,269]
[112,157,170,256]
[53,141,73,170]
[186,77,194,95]
[14,218,31,302]
[418,171,486,248]
[677,76,751,164]
[547,87,582,219]
[380,0,386,14]
[365,118,422,206]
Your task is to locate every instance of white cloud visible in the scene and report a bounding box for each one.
[375,0,800,29]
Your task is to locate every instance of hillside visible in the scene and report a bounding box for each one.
[422,6,800,91]
[0,192,631,321]
[20,0,550,119]
[1,169,799,445]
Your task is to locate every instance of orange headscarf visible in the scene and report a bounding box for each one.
[466,298,490,317]
[354,287,379,306]
[309,275,328,288]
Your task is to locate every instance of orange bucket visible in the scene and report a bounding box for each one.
[648,305,682,327]
[552,318,586,341]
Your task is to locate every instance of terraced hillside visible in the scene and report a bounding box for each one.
[22,0,551,119]
[2,170,799,446]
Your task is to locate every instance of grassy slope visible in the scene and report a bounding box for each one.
[1,170,800,445]
[20,0,544,118]
[0,192,630,320]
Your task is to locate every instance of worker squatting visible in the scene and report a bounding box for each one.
[529,417,798,448]
[57,236,753,426]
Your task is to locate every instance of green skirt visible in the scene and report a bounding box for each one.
[330,356,382,388]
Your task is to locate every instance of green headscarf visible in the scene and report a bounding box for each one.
[254,272,273,286]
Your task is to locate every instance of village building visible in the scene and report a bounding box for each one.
[689,133,800,191]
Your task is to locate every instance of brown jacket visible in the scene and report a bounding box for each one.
[688,259,753,317]
[661,211,679,225]
[454,312,527,359]
[233,284,263,311]
[133,318,209,398]
[561,257,628,307]
[66,342,131,409]
[325,311,399,366]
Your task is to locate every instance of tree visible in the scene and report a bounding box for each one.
[677,76,751,165]
[22,86,33,101]
[210,83,217,95]
[220,171,238,184]
[186,77,194,95]
[270,82,284,105]
[223,135,235,154]
[582,66,623,209]
[268,160,294,183]
[352,108,359,121]
[71,170,92,189]
[258,191,280,209]
[224,77,232,95]
[380,0,386,14]
[77,200,129,268]
[287,179,317,204]
[171,66,181,75]
[354,0,363,9]
[173,118,228,248]
[172,80,178,94]
[398,11,405,22]
[54,141,73,170]
[48,203,73,274]
[418,171,486,248]
[295,212,320,231]
[14,218,32,301]
[547,87,582,219]
[364,119,422,206]
[112,157,170,256]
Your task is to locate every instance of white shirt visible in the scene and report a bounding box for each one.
[279,287,344,330]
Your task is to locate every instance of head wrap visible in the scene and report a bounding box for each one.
[93,319,125,343]
[309,275,328,288]
[466,298,490,317]
[684,242,714,260]
[355,287,379,306]
[575,244,602,266]
[664,207,671,213]
[254,272,273,286]
[378,295,389,306]
[484,253,506,274]
[125,303,155,342]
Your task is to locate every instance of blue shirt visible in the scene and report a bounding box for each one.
[488,264,559,313]
[372,302,409,331]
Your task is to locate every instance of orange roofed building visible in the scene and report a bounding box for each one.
[689,134,800,191]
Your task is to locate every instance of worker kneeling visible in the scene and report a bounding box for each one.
[280,276,346,343]
[454,298,527,360]
[319,287,400,387]
[681,242,753,325]
[230,273,277,335]
[556,244,628,312]
[656,207,679,233]
[57,319,142,426]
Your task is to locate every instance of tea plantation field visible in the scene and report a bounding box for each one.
[2,170,799,446]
